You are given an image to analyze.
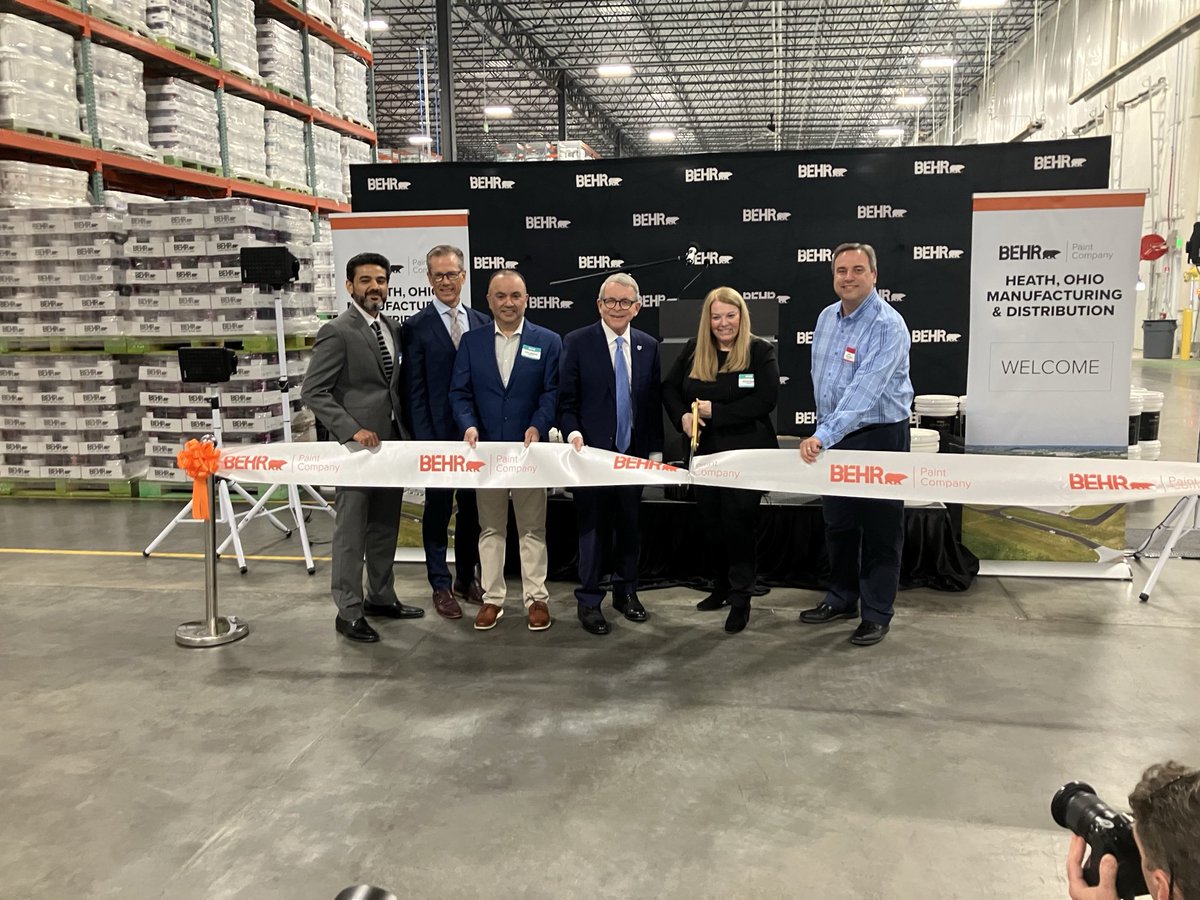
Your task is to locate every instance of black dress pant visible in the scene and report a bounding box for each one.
[695,484,762,608]
[573,484,643,607]
[821,419,909,625]
[421,488,480,591]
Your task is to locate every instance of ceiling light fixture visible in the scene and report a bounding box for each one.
[960,0,1007,9]
[483,105,514,119]
[895,95,929,107]
[407,134,432,145]
[877,126,906,138]
[919,56,957,68]
[597,63,634,78]
[367,18,388,31]
[648,128,676,143]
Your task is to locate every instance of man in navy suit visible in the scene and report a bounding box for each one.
[401,244,489,620]
[449,269,561,633]
[558,273,663,635]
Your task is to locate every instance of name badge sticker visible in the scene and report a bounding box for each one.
[738,373,755,389]
[520,344,542,361]
[843,346,857,363]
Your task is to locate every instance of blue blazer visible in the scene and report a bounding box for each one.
[401,301,490,440]
[558,321,663,458]
[449,319,562,441]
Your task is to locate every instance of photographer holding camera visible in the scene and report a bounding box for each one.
[1062,761,1199,900]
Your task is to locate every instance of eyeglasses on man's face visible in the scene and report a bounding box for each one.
[431,271,464,282]
[600,297,637,309]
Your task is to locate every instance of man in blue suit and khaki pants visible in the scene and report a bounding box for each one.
[401,244,490,620]
[558,273,663,635]
[450,269,561,632]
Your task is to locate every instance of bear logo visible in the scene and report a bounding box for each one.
[883,472,908,485]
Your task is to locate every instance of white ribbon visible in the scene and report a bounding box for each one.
[217,441,1200,506]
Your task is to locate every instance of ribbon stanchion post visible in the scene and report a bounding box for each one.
[175,438,250,648]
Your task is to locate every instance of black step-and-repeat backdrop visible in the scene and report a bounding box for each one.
[351,137,1110,435]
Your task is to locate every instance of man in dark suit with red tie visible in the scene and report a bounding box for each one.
[558,273,663,635]
[401,245,490,620]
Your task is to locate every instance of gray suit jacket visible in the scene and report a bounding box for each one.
[301,306,408,443]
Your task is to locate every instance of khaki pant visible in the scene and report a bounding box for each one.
[476,487,549,608]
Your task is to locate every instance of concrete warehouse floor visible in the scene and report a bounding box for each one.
[0,357,1198,899]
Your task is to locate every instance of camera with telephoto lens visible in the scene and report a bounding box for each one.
[1052,781,1149,899]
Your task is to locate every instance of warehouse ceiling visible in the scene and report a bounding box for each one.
[369,0,1059,160]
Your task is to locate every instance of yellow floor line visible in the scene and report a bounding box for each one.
[0,547,332,562]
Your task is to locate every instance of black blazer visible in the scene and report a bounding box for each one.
[662,337,779,454]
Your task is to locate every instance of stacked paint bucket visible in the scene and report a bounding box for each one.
[1128,389,1143,459]
[1133,387,1163,461]
[913,394,961,454]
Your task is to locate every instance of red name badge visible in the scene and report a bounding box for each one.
[843,346,856,363]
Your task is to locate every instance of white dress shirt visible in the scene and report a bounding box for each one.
[493,320,524,388]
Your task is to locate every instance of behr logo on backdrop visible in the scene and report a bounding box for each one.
[524,216,571,230]
[1034,155,1087,170]
[858,205,907,219]
[911,329,961,342]
[999,244,1062,260]
[469,176,515,190]
[742,290,790,304]
[684,167,733,182]
[795,331,814,344]
[632,212,679,227]
[527,295,574,309]
[797,248,834,263]
[474,256,518,269]
[575,173,623,188]
[914,160,966,175]
[639,294,673,308]
[879,288,907,303]
[687,249,733,265]
[578,255,624,270]
[797,163,847,178]
[366,177,411,191]
[743,208,792,222]
[794,411,817,425]
[913,245,965,260]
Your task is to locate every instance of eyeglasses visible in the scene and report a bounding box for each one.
[601,297,636,309]
[431,271,464,282]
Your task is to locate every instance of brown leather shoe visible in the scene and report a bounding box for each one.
[454,578,485,605]
[432,588,462,620]
[527,600,552,631]
[474,603,503,630]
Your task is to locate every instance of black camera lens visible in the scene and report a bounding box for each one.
[1052,780,1106,831]
[1051,780,1148,899]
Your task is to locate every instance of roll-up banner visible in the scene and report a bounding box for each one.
[330,210,472,323]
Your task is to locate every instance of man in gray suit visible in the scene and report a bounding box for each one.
[301,251,425,642]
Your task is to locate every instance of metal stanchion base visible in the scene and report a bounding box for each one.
[175,616,250,648]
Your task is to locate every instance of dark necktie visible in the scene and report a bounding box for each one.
[371,320,394,382]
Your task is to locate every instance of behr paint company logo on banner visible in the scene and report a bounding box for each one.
[632,212,680,227]
[684,167,733,182]
[419,454,485,473]
[914,160,965,175]
[223,454,287,471]
[913,245,965,260]
[469,176,515,190]
[474,256,518,269]
[743,208,792,222]
[527,295,574,309]
[858,204,907,219]
[578,255,624,270]
[575,173,623,188]
[797,163,847,178]
[524,216,571,230]
[365,177,411,191]
[998,243,1062,261]
[1034,154,1087,170]
[1068,473,1154,491]
[829,463,908,485]
[797,247,834,263]
[613,455,679,472]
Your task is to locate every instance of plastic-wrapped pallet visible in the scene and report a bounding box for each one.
[146,0,215,58]
[0,162,89,209]
[332,0,366,48]
[334,55,369,125]
[0,205,129,346]
[256,19,306,100]
[0,15,86,140]
[306,0,333,27]
[340,136,370,202]
[223,93,268,181]
[307,37,336,113]
[310,125,343,202]
[79,43,153,158]
[217,0,259,80]
[264,111,309,189]
[312,231,336,315]
[87,0,147,29]
[146,77,220,169]
[0,355,147,483]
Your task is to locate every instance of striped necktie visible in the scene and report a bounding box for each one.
[448,308,463,349]
[371,320,394,382]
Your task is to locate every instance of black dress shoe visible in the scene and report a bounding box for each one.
[335,616,380,642]
[696,592,728,611]
[612,591,647,622]
[799,602,858,624]
[724,603,750,634]
[578,603,610,635]
[363,601,426,619]
[849,621,889,646]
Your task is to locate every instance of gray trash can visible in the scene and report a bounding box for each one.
[1142,319,1177,359]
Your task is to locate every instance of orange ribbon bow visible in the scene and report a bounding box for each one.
[176,439,222,520]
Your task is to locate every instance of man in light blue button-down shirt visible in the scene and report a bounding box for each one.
[798,243,913,647]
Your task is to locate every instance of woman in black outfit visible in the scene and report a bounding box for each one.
[662,286,779,633]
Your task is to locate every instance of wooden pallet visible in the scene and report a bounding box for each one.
[161,155,222,175]
[0,122,93,146]
[0,477,139,499]
[152,37,220,67]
